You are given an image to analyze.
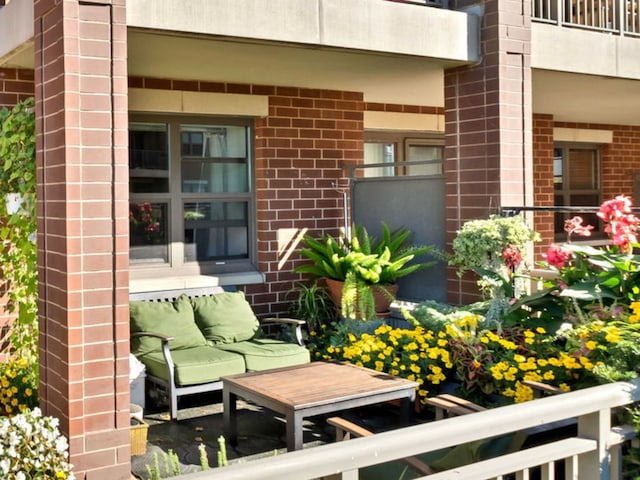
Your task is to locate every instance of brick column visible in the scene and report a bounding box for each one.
[34,1,130,478]
[533,113,555,259]
[444,0,533,303]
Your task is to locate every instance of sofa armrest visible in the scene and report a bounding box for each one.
[131,332,177,380]
[259,317,306,346]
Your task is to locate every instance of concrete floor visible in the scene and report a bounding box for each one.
[130,390,391,479]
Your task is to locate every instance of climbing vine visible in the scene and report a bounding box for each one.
[0,97,38,358]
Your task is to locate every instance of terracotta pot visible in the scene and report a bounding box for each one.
[324,278,399,316]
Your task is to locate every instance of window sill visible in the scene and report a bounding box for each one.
[129,271,265,294]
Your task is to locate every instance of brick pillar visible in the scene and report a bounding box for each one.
[34,1,130,479]
[444,0,533,303]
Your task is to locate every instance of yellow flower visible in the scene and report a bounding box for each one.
[585,340,597,350]
[55,472,68,479]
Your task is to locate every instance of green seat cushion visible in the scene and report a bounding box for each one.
[216,338,310,371]
[139,346,246,386]
[130,295,207,357]
[191,291,259,344]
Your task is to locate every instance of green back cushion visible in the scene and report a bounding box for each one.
[191,291,259,344]
[130,295,207,356]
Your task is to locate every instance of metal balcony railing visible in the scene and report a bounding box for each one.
[385,0,448,9]
[532,0,640,36]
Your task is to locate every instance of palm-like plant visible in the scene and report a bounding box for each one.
[296,223,435,320]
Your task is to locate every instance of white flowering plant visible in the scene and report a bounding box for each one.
[0,407,74,480]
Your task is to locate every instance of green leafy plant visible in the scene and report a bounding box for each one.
[0,407,74,479]
[0,98,38,359]
[286,281,338,333]
[296,223,436,320]
[449,215,540,325]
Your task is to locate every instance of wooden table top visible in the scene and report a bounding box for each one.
[222,361,418,410]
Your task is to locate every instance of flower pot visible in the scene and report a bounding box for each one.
[325,278,399,317]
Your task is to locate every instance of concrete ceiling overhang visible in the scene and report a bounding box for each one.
[127,29,450,106]
[532,69,640,126]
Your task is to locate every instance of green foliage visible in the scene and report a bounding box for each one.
[449,215,539,277]
[0,98,38,359]
[286,281,338,332]
[296,223,436,320]
[145,450,181,479]
[217,435,228,467]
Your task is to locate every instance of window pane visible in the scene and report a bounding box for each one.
[553,148,563,190]
[181,125,249,193]
[406,145,443,176]
[129,202,169,264]
[129,123,169,193]
[184,201,248,262]
[182,160,248,193]
[181,125,247,157]
[568,149,598,189]
[363,143,394,177]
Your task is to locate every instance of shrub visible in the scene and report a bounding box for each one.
[0,407,74,479]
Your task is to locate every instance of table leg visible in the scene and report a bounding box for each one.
[286,410,304,451]
[223,389,238,447]
[400,396,412,426]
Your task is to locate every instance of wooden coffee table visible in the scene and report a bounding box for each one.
[222,361,418,451]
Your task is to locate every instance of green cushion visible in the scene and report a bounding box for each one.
[139,346,246,386]
[216,338,310,371]
[130,295,207,357]
[191,291,259,344]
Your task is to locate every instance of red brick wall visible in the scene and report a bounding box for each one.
[0,68,34,108]
[532,114,555,259]
[252,87,364,315]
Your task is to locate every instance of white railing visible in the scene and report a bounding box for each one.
[179,379,640,480]
[532,0,640,36]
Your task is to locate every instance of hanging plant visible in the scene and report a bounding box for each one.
[0,97,38,359]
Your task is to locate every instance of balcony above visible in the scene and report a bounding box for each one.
[126,0,479,64]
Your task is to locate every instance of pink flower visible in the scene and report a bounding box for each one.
[564,216,593,241]
[501,244,522,269]
[597,195,639,252]
[544,244,572,269]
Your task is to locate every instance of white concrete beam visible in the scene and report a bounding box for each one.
[0,0,34,67]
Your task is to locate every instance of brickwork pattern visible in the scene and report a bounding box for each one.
[532,114,555,259]
[34,1,130,478]
[0,68,34,109]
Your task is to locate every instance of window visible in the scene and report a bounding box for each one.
[129,115,255,276]
[553,144,601,237]
[363,132,443,177]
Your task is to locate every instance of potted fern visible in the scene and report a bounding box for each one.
[295,223,435,321]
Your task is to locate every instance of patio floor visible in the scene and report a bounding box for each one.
[130,391,404,479]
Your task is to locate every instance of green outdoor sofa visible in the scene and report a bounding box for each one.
[129,286,310,420]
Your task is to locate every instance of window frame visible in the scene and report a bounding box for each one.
[553,142,602,239]
[128,113,257,279]
[363,130,444,177]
